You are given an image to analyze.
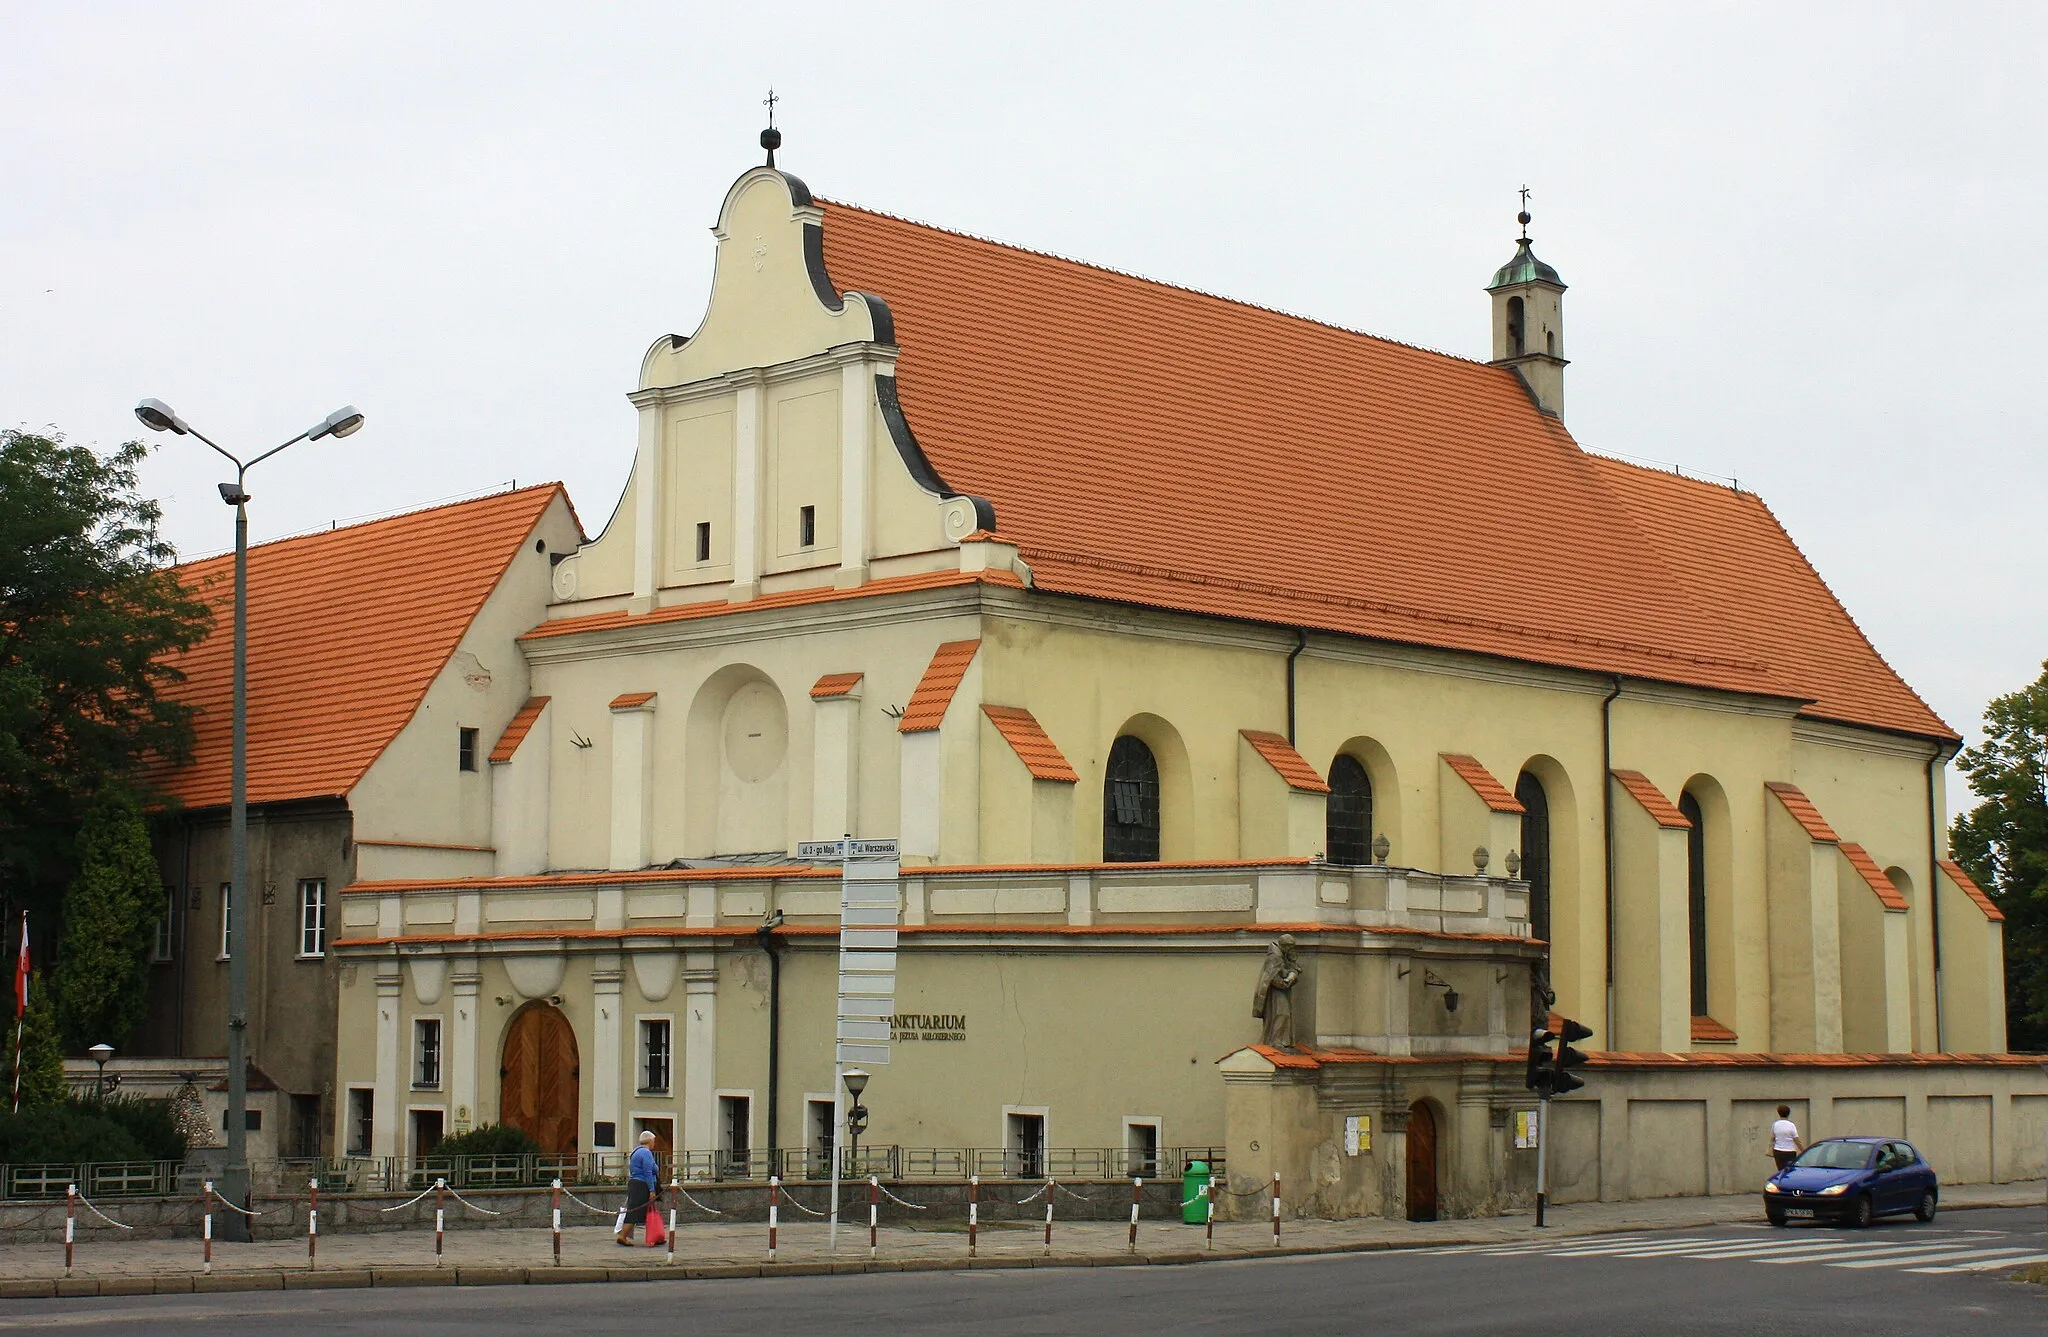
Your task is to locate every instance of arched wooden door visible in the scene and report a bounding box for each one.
[1405,1101,1439,1222]
[500,1003,579,1155]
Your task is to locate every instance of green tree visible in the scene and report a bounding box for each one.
[6,972,67,1110]
[52,788,161,1051]
[1950,659,2048,1052]
[0,429,212,920]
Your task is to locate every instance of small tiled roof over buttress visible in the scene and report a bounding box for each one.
[817,199,1954,742]
[154,485,568,809]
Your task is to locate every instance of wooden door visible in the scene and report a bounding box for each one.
[500,1003,579,1155]
[1405,1101,1438,1222]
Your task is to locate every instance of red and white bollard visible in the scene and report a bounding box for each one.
[551,1179,563,1266]
[202,1181,215,1274]
[434,1178,447,1265]
[1128,1177,1142,1253]
[767,1176,780,1262]
[1042,1180,1053,1257]
[1205,1173,1216,1251]
[1270,1172,1281,1249]
[666,1177,679,1265]
[867,1176,879,1259]
[64,1183,76,1277]
[967,1175,979,1258]
[307,1178,319,1270]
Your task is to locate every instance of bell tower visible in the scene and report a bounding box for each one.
[1487,192,1568,417]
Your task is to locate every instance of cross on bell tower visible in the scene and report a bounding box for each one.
[760,88,782,168]
[1486,188,1569,417]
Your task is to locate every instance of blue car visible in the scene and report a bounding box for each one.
[1763,1136,1939,1228]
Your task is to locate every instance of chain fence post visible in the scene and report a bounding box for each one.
[202,1180,214,1274]
[1043,1178,1053,1257]
[1270,1171,1281,1249]
[968,1175,979,1258]
[307,1177,318,1270]
[1205,1173,1215,1251]
[64,1183,75,1277]
[434,1178,446,1265]
[666,1176,678,1265]
[868,1176,879,1259]
[551,1179,563,1266]
[767,1176,780,1262]
[1128,1176,1141,1253]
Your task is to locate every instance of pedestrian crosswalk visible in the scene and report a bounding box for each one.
[1414,1229,2048,1276]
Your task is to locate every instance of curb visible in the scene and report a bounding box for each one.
[2,1196,2033,1299]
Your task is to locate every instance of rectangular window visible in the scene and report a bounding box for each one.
[639,1018,672,1094]
[458,727,479,772]
[152,890,175,963]
[1125,1119,1161,1179]
[298,879,327,958]
[218,883,233,960]
[798,505,816,547]
[718,1094,752,1177]
[809,1098,836,1178]
[414,1018,442,1089]
[695,521,711,562]
[1006,1111,1046,1179]
[223,1108,262,1131]
[347,1088,374,1155]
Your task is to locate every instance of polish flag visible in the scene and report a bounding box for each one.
[12,916,25,1019]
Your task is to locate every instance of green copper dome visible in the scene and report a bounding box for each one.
[1487,237,1565,291]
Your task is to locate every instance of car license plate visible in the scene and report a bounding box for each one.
[1784,1208,1815,1218]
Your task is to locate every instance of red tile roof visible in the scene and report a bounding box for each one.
[1593,458,1953,740]
[1242,731,1331,793]
[810,672,864,699]
[488,696,549,765]
[1690,1015,1738,1044]
[523,568,1022,642]
[609,691,656,710]
[1765,781,1841,843]
[1441,753,1524,813]
[982,705,1079,782]
[816,199,1953,741]
[899,639,979,733]
[1937,858,2004,924]
[1839,842,1910,912]
[155,485,565,809]
[1611,770,1691,829]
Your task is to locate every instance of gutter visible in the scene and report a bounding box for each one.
[1926,747,1951,1053]
[757,912,786,1158]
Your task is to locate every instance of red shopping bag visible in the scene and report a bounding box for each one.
[645,1204,666,1248]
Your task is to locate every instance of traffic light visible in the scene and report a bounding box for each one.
[1551,1018,1594,1095]
[1525,1027,1557,1096]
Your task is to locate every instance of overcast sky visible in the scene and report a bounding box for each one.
[4,3,2042,756]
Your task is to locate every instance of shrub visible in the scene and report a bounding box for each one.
[0,1105,149,1165]
[429,1123,541,1159]
[77,1094,185,1162]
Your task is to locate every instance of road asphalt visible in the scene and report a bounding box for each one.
[6,1205,2043,1334]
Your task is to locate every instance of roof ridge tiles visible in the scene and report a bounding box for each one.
[819,197,1486,369]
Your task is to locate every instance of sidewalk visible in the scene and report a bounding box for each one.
[5,1180,2041,1299]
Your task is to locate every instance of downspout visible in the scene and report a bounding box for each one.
[757,913,785,1160]
[1926,747,1947,1053]
[1600,677,1624,1045]
[176,817,194,1056]
[1285,629,1309,745]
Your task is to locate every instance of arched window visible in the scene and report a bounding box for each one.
[1326,755,1373,865]
[1515,771,1551,943]
[1103,736,1161,862]
[1506,295,1526,357]
[1680,791,1708,1017]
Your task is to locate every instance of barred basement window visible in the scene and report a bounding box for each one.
[640,1018,672,1095]
[1325,755,1373,865]
[414,1018,442,1089]
[1102,735,1160,862]
[799,505,816,547]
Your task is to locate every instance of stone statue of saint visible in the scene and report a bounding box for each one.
[1252,934,1303,1050]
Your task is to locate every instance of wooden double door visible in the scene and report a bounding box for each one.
[500,1003,579,1155]
[1405,1101,1439,1222]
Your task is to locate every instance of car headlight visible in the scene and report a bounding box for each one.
[1764,1181,1782,1194]
[1818,1183,1851,1196]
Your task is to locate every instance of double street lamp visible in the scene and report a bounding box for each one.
[134,397,363,1241]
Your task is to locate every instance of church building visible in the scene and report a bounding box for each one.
[174,138,2037,1218]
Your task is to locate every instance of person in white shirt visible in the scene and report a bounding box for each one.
[1768,1105,1804,1171]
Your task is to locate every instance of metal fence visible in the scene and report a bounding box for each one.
[4,1148,1225,1200]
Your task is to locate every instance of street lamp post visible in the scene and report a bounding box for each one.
[843,1068,869,1177]
[134,398,362,1241]
[88,1044,113,1100]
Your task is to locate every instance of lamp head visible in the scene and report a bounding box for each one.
[217,482,251,506]
[1443,988,1460,1014]
[843,1067,869,1098]
[309,405,364,441]
[89,1043,114,1062]
[134,398,189,435]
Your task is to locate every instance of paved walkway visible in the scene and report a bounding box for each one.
[5,1181,2042,1297]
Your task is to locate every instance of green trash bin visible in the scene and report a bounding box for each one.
[1182,1160,1211,1225]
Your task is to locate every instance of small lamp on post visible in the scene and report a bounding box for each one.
[843,1068,870,1175]
[88,1044,114,1100]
